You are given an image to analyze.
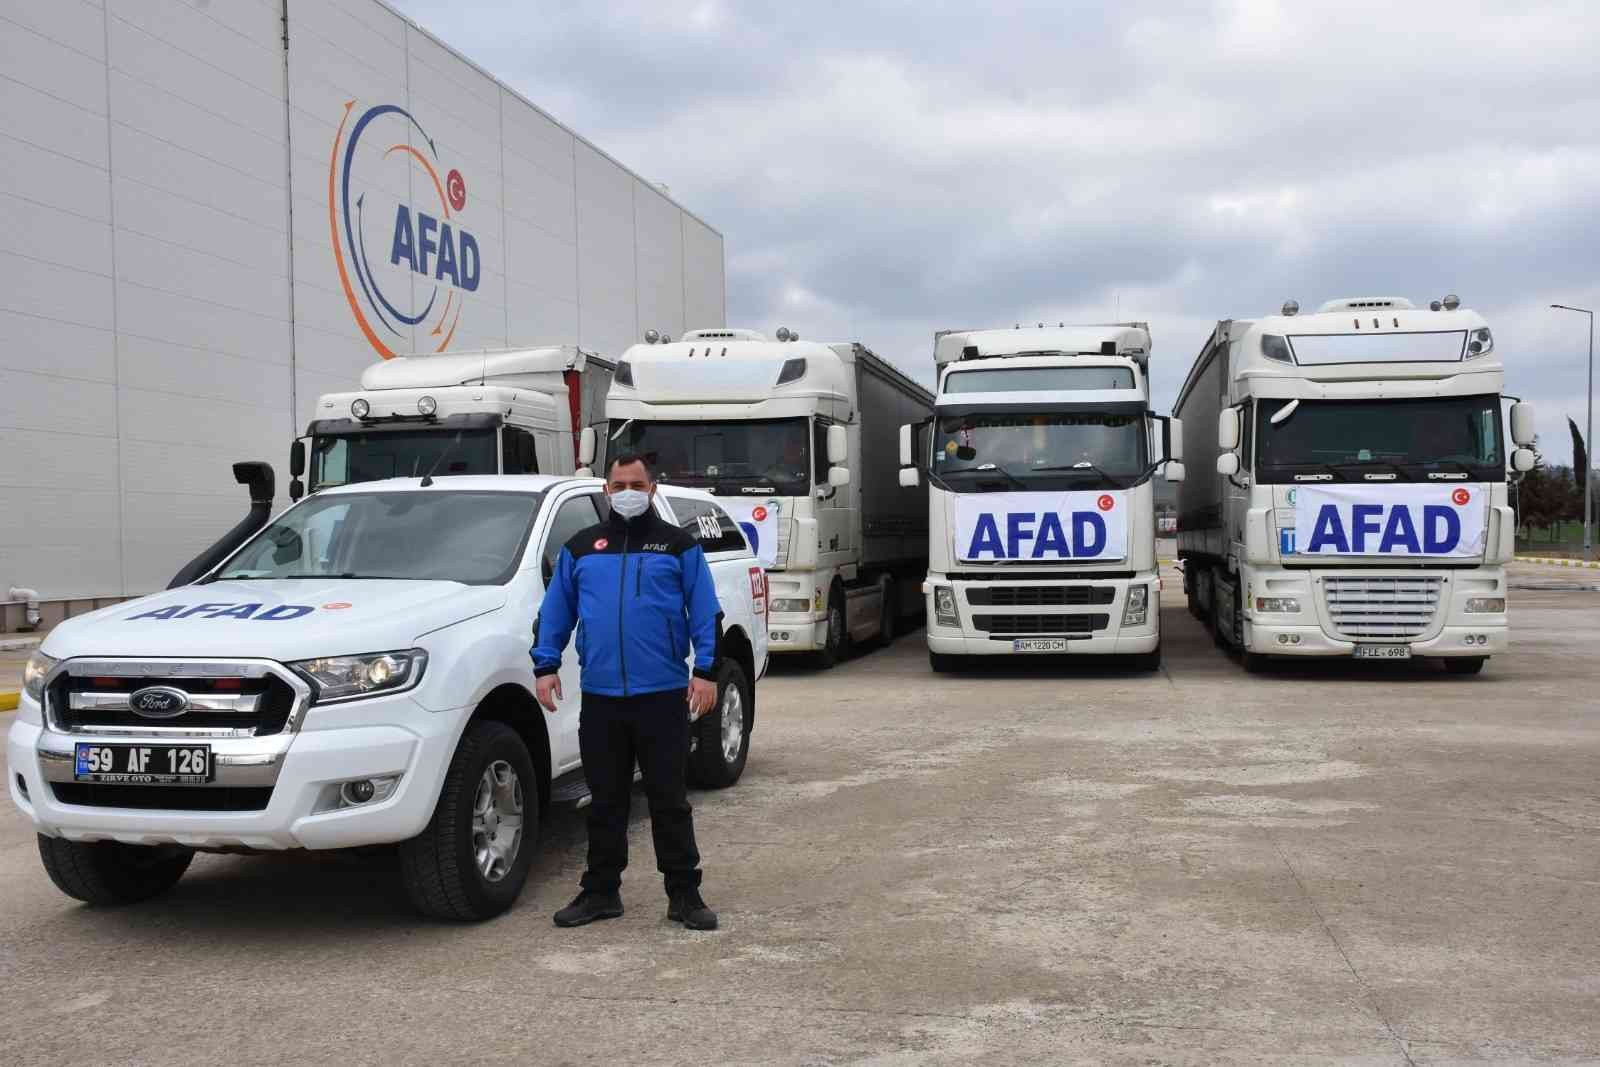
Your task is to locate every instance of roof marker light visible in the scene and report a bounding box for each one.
[417,395,437,416]
[1442,293,1461,311]
[776,326,794,342]
[350,398,370,419]
[1282,300,1299,316]
[1430,300,1442,311]
[644,329,661,344]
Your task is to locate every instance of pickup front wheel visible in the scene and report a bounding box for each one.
[688,660,752,789]
[400,720,538,922]
[37,835,193,906]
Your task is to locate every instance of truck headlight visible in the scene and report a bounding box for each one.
[1121,585,1149,627]
[1465,597,1505,613]
[22,651,57,701]
[933,585,959,627]
[1255,596,1301,614]
[770,597,811,614]
[289,649,427,704]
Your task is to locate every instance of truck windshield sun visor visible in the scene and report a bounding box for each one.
[211,490,544,586]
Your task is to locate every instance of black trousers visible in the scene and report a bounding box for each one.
[578,688,702,895]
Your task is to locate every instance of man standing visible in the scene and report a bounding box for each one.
[532,454,722,931]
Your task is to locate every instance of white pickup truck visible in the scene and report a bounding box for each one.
[8,475,768,921]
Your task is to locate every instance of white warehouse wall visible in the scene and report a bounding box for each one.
[0,0,726,610]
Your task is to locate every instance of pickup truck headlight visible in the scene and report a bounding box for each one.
[933,585,959,627]
[770,597,811,614]
[1465,597,1505,613]
[1121,585,1149,627]
[289,649,427,704]
[1255,596,1301,614]
[22,651,57,701]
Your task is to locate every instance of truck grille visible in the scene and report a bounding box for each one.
[966,585,1115,607]
[972,613,1109,637]
[46,661,306,738]
[1322,576,1443,639]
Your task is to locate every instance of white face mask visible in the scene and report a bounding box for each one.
[609,488,651,520]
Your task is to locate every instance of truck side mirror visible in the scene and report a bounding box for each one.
[1509,402,1536,447]
[1511,447,1536,473]
[1216,453,1240,476]
[827,424,848,465]
[289,439,306,478]
[577,426,597,467]
[898,467,919,488]
[1217,408,1240,451]
[289,478,305,502]
[1165,461,1186,483]
[828,465,851,488]
[1167,417,1184,462]
[898,424,913,467]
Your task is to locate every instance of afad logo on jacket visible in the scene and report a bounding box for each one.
[329,101,481,359]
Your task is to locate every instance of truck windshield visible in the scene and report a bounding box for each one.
[212,490,543,585]
[611,418,810,496]
[1255,395,1504,482]
[932,411,1147,490]
[310,429,498,490]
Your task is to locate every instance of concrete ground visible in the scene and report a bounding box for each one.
[1,564,1597,1064]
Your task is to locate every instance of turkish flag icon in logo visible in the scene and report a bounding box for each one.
[1097,494,1115,512]
[594,538,609,550]
[752,506,769,521]
[1451,488,1471,506]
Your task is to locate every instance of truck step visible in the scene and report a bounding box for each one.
[549,767,644,809]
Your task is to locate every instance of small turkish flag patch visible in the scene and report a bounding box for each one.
[1097,494,1115,512]
[594,538,609,550]
[1452,488,1470,506]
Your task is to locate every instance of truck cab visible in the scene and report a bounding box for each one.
[902,324,1182,671]
[295,347,613,499]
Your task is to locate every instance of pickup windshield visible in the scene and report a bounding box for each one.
[310,429,498,491]
[212,490,543,585]
[1255,395,1504,482]
[932,411,1147,491]
[611,418,810,496]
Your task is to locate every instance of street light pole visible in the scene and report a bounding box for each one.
[1551,303,1595,561]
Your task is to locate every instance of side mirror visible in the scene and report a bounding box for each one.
[289,478,305,502]
[577,426,597,467]
[1511,447,1536,473]
[1217,453,1240,476]
[1167,417,1184,461]
[828,465,851,488]
[1165,461,1186,483]
[899,467,920,488]
[1509,402,1536,447]
[289,439,306,478]
[1217,408,1240,451]
[827,424,848,465]
[898,424,913,467]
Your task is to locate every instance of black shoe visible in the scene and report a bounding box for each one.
[553,890,623,927]
[667,889,718,931]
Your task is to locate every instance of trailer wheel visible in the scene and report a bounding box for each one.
[399,720,537,922]
[1443,656,1486,676]
[816,581,848,669]
[37,836,193,906]
[688,659,752,788]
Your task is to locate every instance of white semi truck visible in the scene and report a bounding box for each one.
[1173,295,1537,674]
[290,347,614,500]
[898,324,1183,672]
[607,328,934,666]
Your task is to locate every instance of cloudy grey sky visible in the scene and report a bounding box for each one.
[390,0,1600,466]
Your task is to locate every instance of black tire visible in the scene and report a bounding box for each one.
[929,650,963,673]
[688,660,752,789]
[816,581,848,669]
[37,835,193,906]
[399,720,538,922]
[1444,656,1486,676]
[877,578,896,647]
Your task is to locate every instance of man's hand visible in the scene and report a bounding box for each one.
[687,677,717,720]
[536,674,563,713]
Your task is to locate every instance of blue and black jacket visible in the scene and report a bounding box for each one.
[531,507,723,697]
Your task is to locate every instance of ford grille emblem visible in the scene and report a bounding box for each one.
[129,686,189,719]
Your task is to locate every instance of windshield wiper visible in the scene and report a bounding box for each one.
[944,463,1028,490]
[1027,462,1128,489]
[1336,459,1409,479]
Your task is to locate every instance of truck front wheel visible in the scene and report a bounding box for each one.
[37,835,193,905]
[400,720,538,922]
[689,659,752,789]
[816,582,849,669]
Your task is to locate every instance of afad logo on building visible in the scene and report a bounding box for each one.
[328,101,481,359]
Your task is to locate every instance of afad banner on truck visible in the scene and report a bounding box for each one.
[720,500,779,568]
[329,101,482,360]
[1291,484,1485,558]
[954,491,1128,562]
